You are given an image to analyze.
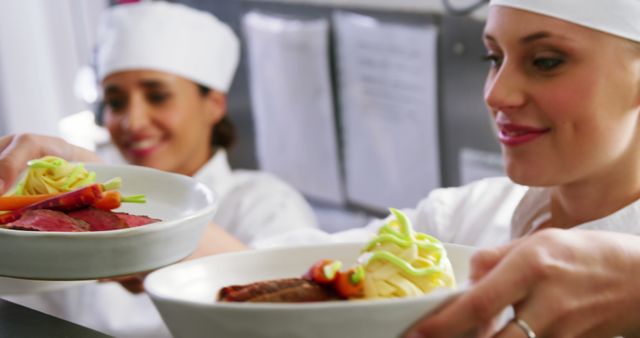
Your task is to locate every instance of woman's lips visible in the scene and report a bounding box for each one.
[497,123,550,147]
[126,138,162,157]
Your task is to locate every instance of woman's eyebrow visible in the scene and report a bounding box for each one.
[139,80,167,90]
[483,31,571,45]
[520,31,553,43]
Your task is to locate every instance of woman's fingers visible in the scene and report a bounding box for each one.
[493,318,537,338]
[100,272,149,294]
[405,246,536,338]
[469,238,522,282]
[404,234,560,338]
[0,135,14,152]
[492,288,556,338]
[0,134,35,193]
[405,229,640,338]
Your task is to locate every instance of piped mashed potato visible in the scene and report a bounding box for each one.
[358,208,455,299]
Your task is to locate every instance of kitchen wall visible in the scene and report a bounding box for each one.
[174,0,502,230]
[0,0,107,137]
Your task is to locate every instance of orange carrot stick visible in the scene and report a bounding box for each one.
[92,191,121,211]
[0,194,59,211]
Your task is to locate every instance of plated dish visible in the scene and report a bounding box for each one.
[145,240,474,338]
[218,209,456,303]
[0,161,217,281]
[1,156,159,232]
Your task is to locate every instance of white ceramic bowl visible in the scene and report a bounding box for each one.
[0,164,217,281]
[145,242,475,338]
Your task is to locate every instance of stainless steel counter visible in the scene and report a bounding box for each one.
[0,298,111,338]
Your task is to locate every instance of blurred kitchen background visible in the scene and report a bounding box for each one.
[0,0,504,232]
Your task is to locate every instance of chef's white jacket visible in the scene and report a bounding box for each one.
[5,149,318,338]
[254,176,640,248]
[199,149,318,245]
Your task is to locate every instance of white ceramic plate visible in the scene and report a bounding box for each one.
[0,164,217,281]
[145,242,475,338]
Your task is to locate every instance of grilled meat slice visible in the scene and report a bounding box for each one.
[113,212,161,227]
[6,209,89,232]
[218,278,339,303]
[67,207,127,231]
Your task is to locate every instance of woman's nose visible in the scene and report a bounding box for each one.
[122,97,151,131]
[484,62,526,112]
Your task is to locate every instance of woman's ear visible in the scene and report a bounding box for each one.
[203,89,227,125]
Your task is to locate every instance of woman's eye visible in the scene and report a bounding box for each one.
[533,57,564,71]
[147,93,170,104]
[482,53,503,68]
[105,98,126,112]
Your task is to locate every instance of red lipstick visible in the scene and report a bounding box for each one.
[497,122,550,147]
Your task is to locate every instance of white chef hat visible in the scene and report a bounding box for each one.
[490,0,640,43]
[96,1,240,93]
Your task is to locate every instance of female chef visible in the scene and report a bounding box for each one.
[246,0,640,336]
[403,0,640,337]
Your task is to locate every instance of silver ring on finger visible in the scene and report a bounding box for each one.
[513,317,536,338]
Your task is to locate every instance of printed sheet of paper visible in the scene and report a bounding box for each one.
[243,12,344,204]
[334,11,440,211]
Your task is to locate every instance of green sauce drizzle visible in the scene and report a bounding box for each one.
[360,208,449,278]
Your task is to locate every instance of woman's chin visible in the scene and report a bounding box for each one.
[124,153,166,171]
[506,168,554,187]
[122,145,167,167]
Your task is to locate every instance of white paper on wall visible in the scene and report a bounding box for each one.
[334,11,441,211]
[243,11,344,204]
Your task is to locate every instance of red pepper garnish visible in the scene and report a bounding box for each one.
[303,259,342,285]
[334,266,365,299]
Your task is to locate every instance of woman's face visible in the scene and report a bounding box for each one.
[484,7,640,187]
[102,70,224,176]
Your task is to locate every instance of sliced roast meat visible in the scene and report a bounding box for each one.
[218,278,339,303]
[113,212,161,227]
[67,207,127,231]
[6,209,89,232]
